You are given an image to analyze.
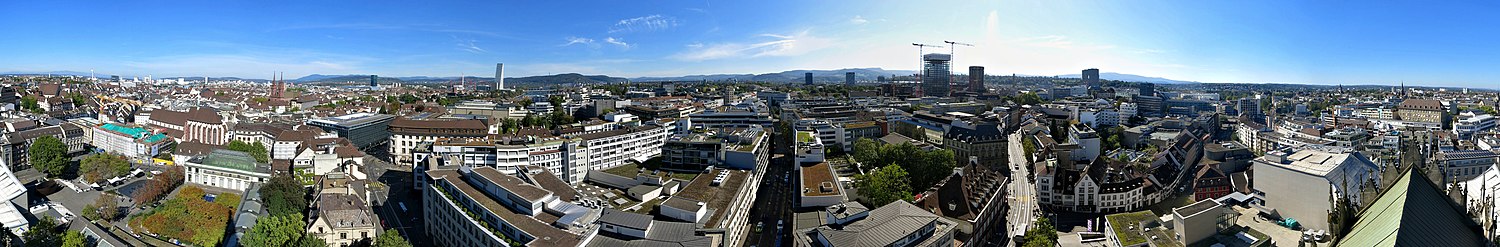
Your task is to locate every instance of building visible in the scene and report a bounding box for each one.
[1251,149,1381,231]
[1397,99,1446,129]
[308,113,396,151]
[845,72,856,86]
[661,127,769,171]
[496,63,505,90]
[798,162,843,208]
[1454,112,1495,140]
[0,122,86,170]
[145,108,228,145]
[307,193,380,246]
[92,123,171,160]
[943,121,1006,167]
[414,122,668,185]
[1236,97,1262,117]
[1337,170,1487,247]
[968,66,985,93]
[390,118,489,166]
[1082,68,1100,88]
[184,149,272,192]
[422,167,588,247]
[793,200,957,247]
[1436,149,1499,183]
[922,53,952,97]
[1133,95,1164,118]
[1170,199,1231,246]
[806,72,814,85]
[587,209,714,247]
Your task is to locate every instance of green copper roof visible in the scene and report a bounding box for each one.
[195,149,269,174]
[1336,170,1485,247]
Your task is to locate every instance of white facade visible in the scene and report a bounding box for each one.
[1119,103,1138,118]
[1252,149,1381,232]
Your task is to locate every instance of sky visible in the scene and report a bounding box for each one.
[3,1,1500,87]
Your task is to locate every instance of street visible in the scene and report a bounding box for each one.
[1006,132,1038,246]
[373,165,429,246]
[743,154,795,247]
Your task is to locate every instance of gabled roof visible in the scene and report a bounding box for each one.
[1336,170,1485,247]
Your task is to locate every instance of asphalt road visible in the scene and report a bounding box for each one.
[373,168,428,246]
[743,153,795,247]
[1006,133,1038,247]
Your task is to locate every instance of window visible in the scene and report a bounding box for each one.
[341,232,347,239]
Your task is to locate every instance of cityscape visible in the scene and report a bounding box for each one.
[3,1,1500,247]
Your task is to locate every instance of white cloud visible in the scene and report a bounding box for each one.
[453,36,487,54]
[850,15,869,25]
[609,15,678,33]
[604,37,631,48]
[561,37,596,47]
[671,30,833,61]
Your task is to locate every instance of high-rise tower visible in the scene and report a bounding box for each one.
[495,63,505,90]
[968,66,985,93]
[922,53,952,97]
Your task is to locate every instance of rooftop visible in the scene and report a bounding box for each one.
[800,162,841,197]
[190,149,270,174]
[427,169,582,246]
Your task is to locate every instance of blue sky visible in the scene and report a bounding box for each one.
[2,1,1499,87]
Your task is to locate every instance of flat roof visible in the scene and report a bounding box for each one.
[308,113,394,127]
[1173,199,1221,218]
[427,169,582,246]
[473,167,553,202]
[674,169,747,228]
[800,162,841,197]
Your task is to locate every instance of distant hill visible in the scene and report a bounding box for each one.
[507,73,627,85]
[2,71,94,77]
[632,68,917,83]
[296,74,405,84]
[1056,72,1201,84]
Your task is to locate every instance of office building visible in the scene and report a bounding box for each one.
[1082,68,1100,88]
[586,209,715,247]
[1251,149,1380,231]
[308,113,396,151]
[496,63,505,90]
[845,72,855,86]
[922,53,952,97]
[968,66,985,93]
[369,75,378,88]
[184,149,272,192]
[0,122,86,170]
[793,201,957,247]
[805,72,814,85]
[1436,150,1499,183]
[93,123,172,160]
[390,118,490,166]
[423,166,589,247]
[661,127,769,171]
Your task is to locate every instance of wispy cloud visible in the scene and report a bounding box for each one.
[671,30,833,61]
[849,15,868,25]
[609,15,678,33]
[561,37,596,47]
[453,36,487,53]
[604,37,631,49]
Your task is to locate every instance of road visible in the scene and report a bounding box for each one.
[743,154,795,247]
[1006,132,1038,246]
[373,166,428,246]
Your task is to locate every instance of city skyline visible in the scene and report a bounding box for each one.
[4,1,1500,87]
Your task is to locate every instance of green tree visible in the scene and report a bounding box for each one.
[85,195,121,222]
[906,149,955,191]
[260,174,307,217]
[1011,92,1043,105]
[60,230,84,247]
[80,153,130,184]
[240,213,307,247]
[851,138,881,166]
[227,140,270,163]
[298,236,328,247]
[854,165,912,206]
[373,229,413,247]
[22,216,61,247]
[1023,217,1059,247]
[28,136,69,178]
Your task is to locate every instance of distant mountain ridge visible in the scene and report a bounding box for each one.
[1056,72,1200,84]
[631,68,917,82]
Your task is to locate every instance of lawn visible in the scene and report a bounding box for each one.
[128,186,237,247]
[604,162,700,181]
[797,131,814,143]
[1105,211,1156,246]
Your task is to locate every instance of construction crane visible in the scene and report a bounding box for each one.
[912,43,944,79]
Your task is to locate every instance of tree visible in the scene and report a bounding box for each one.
[1022,217,1059,247]
[132,166,183,205]
[260,174,307,217]
[28,136,69,178]
[854,165,912,206]
[298,235,328,247]
[240,213,307,247]
[227,140,270,163]
[80,153,130,184]
[373,229,413,247]
[60,231,84,247]
[21,216,61,247]
[86,195,121,222]
[851,138,881,165]
[1011,92,1043,106]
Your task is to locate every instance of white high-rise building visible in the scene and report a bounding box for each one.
[495,63,504,90]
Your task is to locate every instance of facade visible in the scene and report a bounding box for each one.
[968,66,985,92]
[922,53,952,97]
[1171,199,1229,246]
[1435,150,1499,183]
[942,121,1005,167]
[415,122,669,185]
[1133,95,1163,117]
[92,123,171,159]
[184,149,272,192]
[845,72,856,86]
[0,122,86,170]
[308,113,396,151]
[1454,112,1495,140]
[1082,68,1100,88]
[661,127,769,171]
[1397,99,1446,128]
[390,118,489,166]
[1251,149,1381,231]
[794,201,957,247]
[307,193,380,246]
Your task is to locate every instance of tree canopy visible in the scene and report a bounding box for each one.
[1022,217,1059,247]
[260,174,307,217]
[240,213,307,247]
[80,153,131,184]
[374,229,414,247]
[227,140,270,163]
[28,135,69,178]
[848,139,956,191]
[854,165,912,207]
[22,216,63,247]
